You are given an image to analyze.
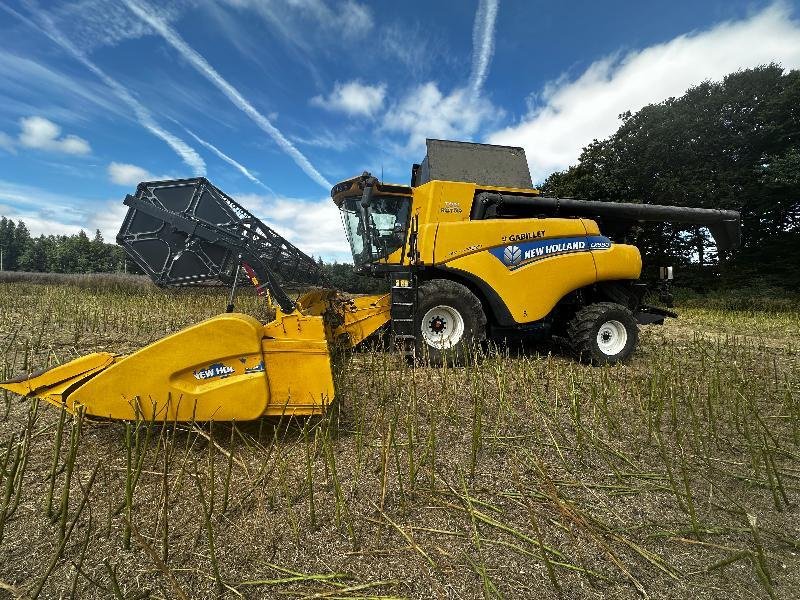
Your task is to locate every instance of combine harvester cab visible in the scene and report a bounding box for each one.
[1,178,390,421]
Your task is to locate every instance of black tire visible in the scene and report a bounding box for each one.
[567,302,638,365]
[413,279,487,366]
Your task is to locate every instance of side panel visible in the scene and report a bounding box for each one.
[261,338,334,416]
[262,312,335,416]
[594,244,642,281]
[434,218,642,324]
[446,248,598,323]
[71,313,270,421]
[432,218,592,264]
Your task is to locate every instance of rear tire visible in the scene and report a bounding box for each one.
[567,302,638,365]
[414,279,486,366]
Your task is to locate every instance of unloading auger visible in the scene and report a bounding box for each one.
[1,178,390,421]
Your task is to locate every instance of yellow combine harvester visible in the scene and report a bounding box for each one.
[1,139,740,421]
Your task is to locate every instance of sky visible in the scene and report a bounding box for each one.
[0,0,799,262]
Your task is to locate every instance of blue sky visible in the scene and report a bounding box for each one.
[1,0,799,261]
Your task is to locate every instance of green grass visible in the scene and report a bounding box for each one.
[0,278,798,599]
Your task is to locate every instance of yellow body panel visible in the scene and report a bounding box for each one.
[0,353,120,412]
[2,312,336,421]
[432,217,591,263]
[71,313,272,421]
[423,213,642,323]
[332,293,391,346]
[593,244,642,282]
[261,336,333,416]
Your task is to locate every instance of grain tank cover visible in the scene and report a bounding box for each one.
[412,139,533,189]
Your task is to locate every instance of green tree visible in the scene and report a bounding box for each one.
[18,235,52,272]
[543,64,800,289]
[0,218,32,270]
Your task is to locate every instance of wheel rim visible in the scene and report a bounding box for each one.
[596,319,628,356]
[421,305,465,350]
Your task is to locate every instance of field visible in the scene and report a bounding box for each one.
[0,274,798,599]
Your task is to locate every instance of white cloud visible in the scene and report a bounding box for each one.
[237,193,350,259]
[380,0,501,155]
[311,81,387,117]
[90,201,129,241]
[0,206,84,237]
[123,0,331,189]
[108,162,153,185]
[18,116,91,155]
[488,4,800,182]
[383,83,498,154]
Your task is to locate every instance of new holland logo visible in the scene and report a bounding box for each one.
[503,245,522,266]
[489,236,613,271]
[193,363,235,380]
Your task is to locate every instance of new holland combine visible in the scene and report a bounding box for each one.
[1,140,740,421]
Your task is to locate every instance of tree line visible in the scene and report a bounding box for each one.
[0,219,128,274]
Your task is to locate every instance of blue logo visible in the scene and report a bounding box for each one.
[489,236,613,270]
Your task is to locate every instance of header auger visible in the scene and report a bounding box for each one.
[1,140,741,421]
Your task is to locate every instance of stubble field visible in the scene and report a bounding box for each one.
[0,273,798,599]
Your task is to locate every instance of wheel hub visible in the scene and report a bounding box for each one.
[420,305,465,350]
[596,319,628,356]
[429,316,447,333]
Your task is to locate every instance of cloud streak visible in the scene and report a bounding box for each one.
[489,4,800,182]
[185,129,275,194]
[0,0,206,175]
[468,0,499,97]
[123,0,332,190]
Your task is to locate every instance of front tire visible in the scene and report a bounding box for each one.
[414,279,486,366]
[567,302,638,364]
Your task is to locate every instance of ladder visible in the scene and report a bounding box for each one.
[390,271,417,358]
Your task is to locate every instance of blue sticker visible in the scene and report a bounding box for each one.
[245,361,265,374]
[489,236,612,270]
